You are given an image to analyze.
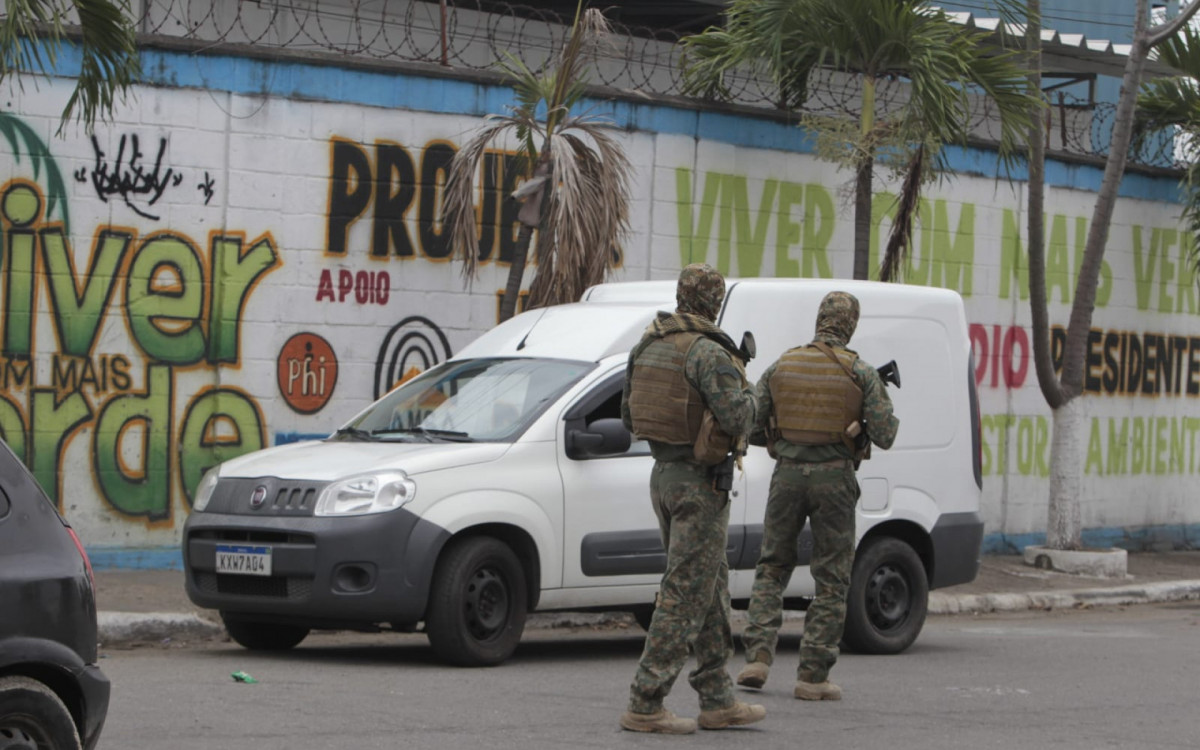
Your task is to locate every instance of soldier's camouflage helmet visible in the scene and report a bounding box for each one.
[675,263,725,322]
[815,291,859,345]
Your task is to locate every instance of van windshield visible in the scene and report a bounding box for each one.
[338,357,594,443]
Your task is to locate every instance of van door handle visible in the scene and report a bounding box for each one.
[731,490,739,498]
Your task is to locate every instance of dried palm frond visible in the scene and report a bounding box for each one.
[879,142,926,283]
[439,2,630,321]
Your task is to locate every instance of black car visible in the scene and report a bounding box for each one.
[0,439,109,750]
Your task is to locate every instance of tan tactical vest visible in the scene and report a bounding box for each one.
[770,344,863,449]
[628,332,706,445]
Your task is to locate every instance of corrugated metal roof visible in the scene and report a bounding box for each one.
[939,7,1182,80]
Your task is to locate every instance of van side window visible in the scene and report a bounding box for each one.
[563,374,649,460]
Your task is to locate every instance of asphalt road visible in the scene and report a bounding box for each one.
[98,603,1200,750]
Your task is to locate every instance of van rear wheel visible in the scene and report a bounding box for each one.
[843,537,928,654]
[426,536,527,667]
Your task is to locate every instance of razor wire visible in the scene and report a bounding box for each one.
[134,0,1184,170]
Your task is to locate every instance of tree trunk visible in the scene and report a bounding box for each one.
[1025,0,1066,410]
[498,223,534,323]
[853,154,873,280]
[1046,397,1085,550]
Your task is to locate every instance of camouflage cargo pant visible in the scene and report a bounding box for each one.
[741,458,858,684]
[628,460,735,714]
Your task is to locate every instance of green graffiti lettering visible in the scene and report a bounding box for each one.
[1158,228,1178,314]
[1034,416,1049,477]
[675,168,721,267]
[899,199,934,287]
[3,227,37,356]
[1131,417,1146,473]
[93,365,172,521]
[208,234,279,364]
[1154,416,1168,475]
[0,395,25,461]
[1179,235,1198,314]
[1131,226,1158,311]
[1046,214,1071,303]
[1169,416,1186,474]
[1072,217,1112,308]
[980,414,994,475]
[999,209,1029,300]
[126,234,206,364]
[725,175,776,277]
[932,201,974,296]
[802,184,834,279]
[1185,415,1195,468]
[41,228,131,357]
[980,413,1017,476]
[179,388,266,505]
[2,183,43,356]
[1085,417,1104,475]
[775,182,803,277]
[29,388,91,506]
[1107,418,1128,475]
[1016,417,1034,475]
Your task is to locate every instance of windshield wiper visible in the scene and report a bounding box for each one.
[374,427,473,442]
[332,426,379,442]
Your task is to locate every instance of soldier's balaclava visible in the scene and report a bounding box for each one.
[675,263,725,322]
[814,291,859,347]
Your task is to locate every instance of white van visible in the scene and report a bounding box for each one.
[183,279,983,666]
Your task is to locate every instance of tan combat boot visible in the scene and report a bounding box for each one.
[698,701,767,730]
[736,660,770,689]
[794,680,842,701]
[620,709,697,734]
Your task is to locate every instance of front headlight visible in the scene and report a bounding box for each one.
[314,472,417,517]
[192,466,221,512]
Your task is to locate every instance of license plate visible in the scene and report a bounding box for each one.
[215,544,273,576]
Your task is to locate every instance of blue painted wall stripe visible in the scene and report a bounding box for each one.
[32,42,1183,204]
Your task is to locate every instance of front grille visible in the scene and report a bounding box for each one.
[190,529,315,545]
[206,478,326,516]
[196,572,314,599]
[272,487,316,511]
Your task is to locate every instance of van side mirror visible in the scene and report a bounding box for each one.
[566,418,632,459]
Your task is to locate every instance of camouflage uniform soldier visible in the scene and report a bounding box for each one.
[618,264,766,734]
[736,291,899,701]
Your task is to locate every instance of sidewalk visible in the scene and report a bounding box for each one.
[93,551,1200,647]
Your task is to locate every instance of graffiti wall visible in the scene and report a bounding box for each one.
[1,51,1196,564]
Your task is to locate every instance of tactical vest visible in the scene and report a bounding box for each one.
[628,332,706,445]
[770,344,863,449]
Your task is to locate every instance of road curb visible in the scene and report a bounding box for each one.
[929,580,1200,615]
[98,611,225,647]
[96,580,1200,646]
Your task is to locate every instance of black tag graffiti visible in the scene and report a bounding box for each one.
[73,134,190,220]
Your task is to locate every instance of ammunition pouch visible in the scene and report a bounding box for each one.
[693,410,733,466]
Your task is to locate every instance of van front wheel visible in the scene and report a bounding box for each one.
[843,537,928,655]
[426,536,528,666]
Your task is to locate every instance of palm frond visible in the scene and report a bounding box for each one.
[527,121,632,308]
[442,117,523,278]
[0,0,140,133]
[880,143,927,282]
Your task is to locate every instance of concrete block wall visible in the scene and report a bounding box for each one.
[1,45,1197,566]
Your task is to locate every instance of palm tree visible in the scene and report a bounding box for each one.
[1,0,140,132]
[679,0,1037,281]
[442,3,632,323]
[1136,22,1200,280]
